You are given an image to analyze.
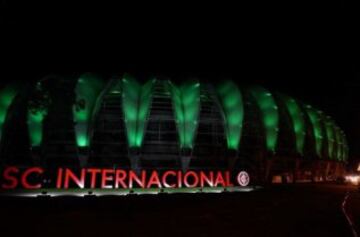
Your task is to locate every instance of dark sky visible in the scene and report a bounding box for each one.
[1,2,360,158]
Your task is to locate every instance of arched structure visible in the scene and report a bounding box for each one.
[0,75,348,183]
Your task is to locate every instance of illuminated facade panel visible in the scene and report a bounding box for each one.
[280,95,306,155]
[73,74,105,147]
[305,106,323,158]
[217,81,244,150]
[249,87,279,153]
[122,76,155,148]
[325,118,336,160]
[27,82,51,147]
[0,84,19,143]
[334,126,343,162]
[167,81,200,149]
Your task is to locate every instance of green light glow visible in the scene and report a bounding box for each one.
[73,74,105,147]
[217,81,244,150]
[167,81,200,149]
[28,109,47,146]
[28,82,49,147]
[325,118,336,160]
[250,87,279,153]
[280,95,306,155]
[305,106,323,158]
[0,84,19,143]
[122,76,155,148]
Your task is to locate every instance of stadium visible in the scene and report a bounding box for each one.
[0,73,348,189]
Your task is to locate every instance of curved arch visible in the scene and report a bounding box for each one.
[167,80,200,149]
[324,117,336,160]
[279,95,306,155]
[27,81,50,147]
[216,80,244,150]
[88,78,122,148]
[334,126,343,162]
[73,73,105,147]
[0,84,20,144]
[339,130,346,162]
[304,106,324,158]
[122,75,156,148]
[249,87,279,153]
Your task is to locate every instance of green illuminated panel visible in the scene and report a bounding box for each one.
[217,81,244,150]
[249,87,279,153]
[280,95,306,155]
[73,74,105,147]
[305,106,323,158]
[167,81,200,149]
[28,109,47,146]
[325,118,336,160]
[0,84,20,143]
[122,76,155,148]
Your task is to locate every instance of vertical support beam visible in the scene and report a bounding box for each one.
[265,159,273,184]
[325,161,331,181]
[293,158,300,183]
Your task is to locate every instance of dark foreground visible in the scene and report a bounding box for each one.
[0,184,356,237]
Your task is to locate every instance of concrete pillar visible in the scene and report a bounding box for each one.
[293,158,300,183]
[325,161,331,181]
[265,159,273,184]
[78,153,88,168]
[227,149,239,171]
[129,148,141,174]
[180,156,191,172]
[311,161,320,182]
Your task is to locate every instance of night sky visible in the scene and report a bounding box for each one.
[1,2,360,160]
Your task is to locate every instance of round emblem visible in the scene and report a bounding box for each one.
[237,171,250,186]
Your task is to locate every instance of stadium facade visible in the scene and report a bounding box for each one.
[0,74,348,185]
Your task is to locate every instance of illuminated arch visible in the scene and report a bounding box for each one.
[334,126,343,162]
[122,75,156,148]
[249,87,279,153]
[0,84,20,143]
[73,73,105,147]
[27,81,50,147]
[324,117,336,160]
[304,106,324,158]
[279,95,306,155]
[216,80,244,150]
[167,81,200,149]
[339,130,346,162]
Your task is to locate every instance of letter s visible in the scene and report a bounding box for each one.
[1,167,19,189]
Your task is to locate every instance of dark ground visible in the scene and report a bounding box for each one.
[0,184,356,237]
